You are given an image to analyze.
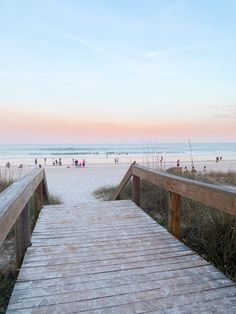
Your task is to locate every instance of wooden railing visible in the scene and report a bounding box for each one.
[0,169,49,267]
[112,164,236,238]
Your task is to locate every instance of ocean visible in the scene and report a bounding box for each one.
[0,143,236,168]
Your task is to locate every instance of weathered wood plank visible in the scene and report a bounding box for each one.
[8,277,234,310]
[7,285,236,313]
[12,263,214,292]
[132,175,140,206]
[111,163,134,200]
[0,169,49,245]
[11,268,224,299]
[7,200,236,313]
[132,164,236,216]
[15,202,31,268]
[168,191,180,238]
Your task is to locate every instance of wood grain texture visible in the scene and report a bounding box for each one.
[168,191,180,238]
[132,164,236,216]
[132,175,140,206]
[111,163,134,200]
[15,202,31,268]
[0,168,49,245]
[7,200,236,313]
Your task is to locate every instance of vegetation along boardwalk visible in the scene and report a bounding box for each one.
[2,166,236,313]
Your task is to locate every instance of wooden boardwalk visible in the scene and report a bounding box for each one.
[7,200,236,313]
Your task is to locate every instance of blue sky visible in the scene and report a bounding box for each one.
[0,0,236,143]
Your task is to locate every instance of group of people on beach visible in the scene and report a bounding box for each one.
[177,159,206,173]
[72,158,86,167]
[33,157,86,168]
[52,158,62,166]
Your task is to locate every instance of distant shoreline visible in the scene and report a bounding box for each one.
[1,158,236,173]
[0,142,236,172]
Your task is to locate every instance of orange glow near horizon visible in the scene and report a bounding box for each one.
[0,108,235,143]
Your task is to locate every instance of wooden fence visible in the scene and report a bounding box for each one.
[112,163,236,238]
[0,169,49,267]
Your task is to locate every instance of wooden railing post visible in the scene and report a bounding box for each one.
[42,173,50,205]
[15,201,31,268]
[111,163,134,200]
[132,175,140,206]
[168,192,181,238]
[35,181,44,216]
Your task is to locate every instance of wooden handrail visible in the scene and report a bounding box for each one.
[113,164,236,238]
[111,163,134,200]
[0,168,49,267]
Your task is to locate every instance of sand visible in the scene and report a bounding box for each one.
[1,159,236,204]
[45,164,127,204]
[46,161,235,204]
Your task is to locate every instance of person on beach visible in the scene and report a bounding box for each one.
[34,158,37,166]
[75,159,78,167]
[6,161,10,168]
[82,159,86,167]
[177,159,180,167]
[59,158,62,166]
[159,156,163,170]
[216,156,219,163]
[55,159,58,166]
[44,157,47,165]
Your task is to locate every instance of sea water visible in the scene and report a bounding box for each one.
[0,143,236,168]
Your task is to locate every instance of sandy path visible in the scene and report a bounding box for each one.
[45,164,128,204]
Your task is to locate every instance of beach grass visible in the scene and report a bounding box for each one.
[0,272,16,314]
[48,194,62,205]
[94,171,236,281]
[93,185,116,200]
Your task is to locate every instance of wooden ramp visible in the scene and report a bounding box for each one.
[7,200,236,313]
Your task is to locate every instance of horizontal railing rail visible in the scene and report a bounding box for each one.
[0,168,49,267]
[112,164,236,238]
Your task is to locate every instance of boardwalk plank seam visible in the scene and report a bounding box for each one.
[7,200,236,313]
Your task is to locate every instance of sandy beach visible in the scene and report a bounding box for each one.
[45,164,128,204]
[1,158,236,205]
[0,163,128,204]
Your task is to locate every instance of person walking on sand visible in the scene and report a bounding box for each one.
[82,159,86,167]
[177,159,180,167]
[34,158,37,166]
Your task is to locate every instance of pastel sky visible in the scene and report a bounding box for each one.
[0,0,236,143]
